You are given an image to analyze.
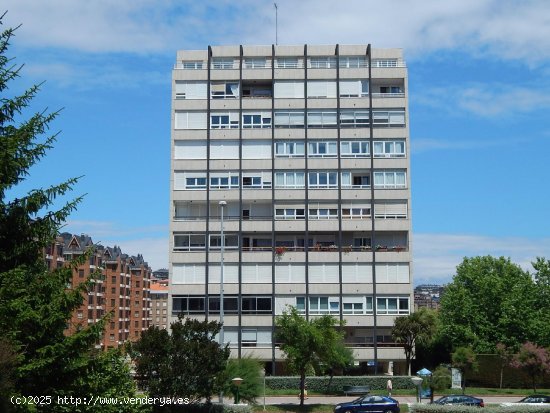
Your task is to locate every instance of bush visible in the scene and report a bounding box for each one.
[410,404,550,413]
[431,366,451,391]
[224,357,263,403]
[265,376,416,393]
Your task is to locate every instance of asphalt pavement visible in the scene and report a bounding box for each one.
[258,394,524,406]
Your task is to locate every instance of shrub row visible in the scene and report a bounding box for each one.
[152,403,251,413]
[265,376,416,393]
[410,404,550,413]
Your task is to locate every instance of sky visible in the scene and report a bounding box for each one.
[3,0,550,285]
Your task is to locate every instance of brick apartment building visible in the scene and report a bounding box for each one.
[45,233,152,348]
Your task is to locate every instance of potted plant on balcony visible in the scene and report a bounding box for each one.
[275,246,287,261]
[375,245,388,252]
[343,245,353,254]
[392,245,405,252]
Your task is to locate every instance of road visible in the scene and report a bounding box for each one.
[257,395,524,406]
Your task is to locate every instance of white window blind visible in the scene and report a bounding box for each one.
[376,264,409,283]
[175,111,207,129]
[274,81,305,98]
[174,81,207,99]
[275,265,306,283]
[342,264,373,283]
[256,330,272,345]
[374,202,408,218]
[174,172,186,190]
[172,264,206,284]
[339,80,368,97]
[242,141,272,159]
[208,264,239,284]
[308,264,339,283]
[174,141,206,159]
[242,264,272,283]
[210,140,239,159]
[307,80,337,98]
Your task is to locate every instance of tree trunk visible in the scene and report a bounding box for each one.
[299,371,306,406]
[499,364,503,389]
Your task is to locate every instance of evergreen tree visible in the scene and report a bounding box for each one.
[0,15,141,412]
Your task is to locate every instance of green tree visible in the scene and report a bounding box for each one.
[439,256,537,353]
[495,342,513,389]
[391,308,437,375]
[323,341,354,393]
[0,16,128,412]
[275,306,346,406]
[431,365,451,391]
[531,258,550,346]
[223,356,262,404]
[132,317,230,405]
[451,346,478,394]
[510,342,550,393]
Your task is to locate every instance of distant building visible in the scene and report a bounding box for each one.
[46,233,152,348]
[150,277,169,330]
[153,268,169,280]
[414,284,444,310]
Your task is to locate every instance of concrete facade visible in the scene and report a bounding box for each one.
[169,44,412,374]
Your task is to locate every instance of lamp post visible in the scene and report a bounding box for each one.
[261,367,266,410]
[411,376,423,403]
[219,200,227,404]
[232,377,243,404]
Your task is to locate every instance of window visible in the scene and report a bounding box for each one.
[339,80,369,97]
[379,85,403,95]
[172,296,205,314]
[209,173,239,189]
[276,57,300,68]
[308,172,338,189]
[174,81,207,99]
[307,111,337,128]
[342,206,371,219]
[275,208,305,220]
[275,141,305,157]
[182,61,203,69]
[372,59,398,67]
[307,80,337,98]
[309,57,337,68]
[175,111,207,129]
[274,111,305,128]
[296,297,306,312]
[242,111,272,128]
[241,296,272,314]
[244,58,267,68]
[340,110,369,127]
[210,141,239,159]
[341,172,370,188]
[373,171,406,188]
[208,297,239,314]
[308,141,337,157]
[341,141,369,157]
[374,202,407,219]
[275,172,305,188]
[339,56,367,68]
[343,302,364,315]
[78,269,84,278]
[211,58,235,69]
[353,237,371,248]
[209,234,239,249]
[210,112,239,129]
[376,297,409,315]
[211,82,239,99]
[373,140,405,157]
[373,110,406,127]
[173,234,206,251]
[177,175,206,190]
[309,208,338,219]
[77,310,83,319]
[243,173,272,189]
[274,81,304,98]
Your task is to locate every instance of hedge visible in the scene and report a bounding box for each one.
[410,404,550,413]
[152,403,252,413]
[265,376,416,393]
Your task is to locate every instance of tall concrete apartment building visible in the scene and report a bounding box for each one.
[169,44,412,374]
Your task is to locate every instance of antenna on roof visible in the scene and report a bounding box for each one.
[274,3,278,45]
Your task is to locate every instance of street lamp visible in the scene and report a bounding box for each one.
[411,376,423,403]
[260,367,266,410]
[232,377,243,404]
[218,200,227,404]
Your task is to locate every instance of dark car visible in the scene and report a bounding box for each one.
[501,394,550,406]
[432,395,484,407]
[334,395,400,413]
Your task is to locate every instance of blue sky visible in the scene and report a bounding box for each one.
[3,0,550,284]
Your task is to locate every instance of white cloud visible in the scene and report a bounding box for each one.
[3,0,550,64]
[413,233,550,285]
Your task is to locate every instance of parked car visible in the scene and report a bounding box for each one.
[501,394,550,407]
[334,395,400,413]
[432,395,484,407]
